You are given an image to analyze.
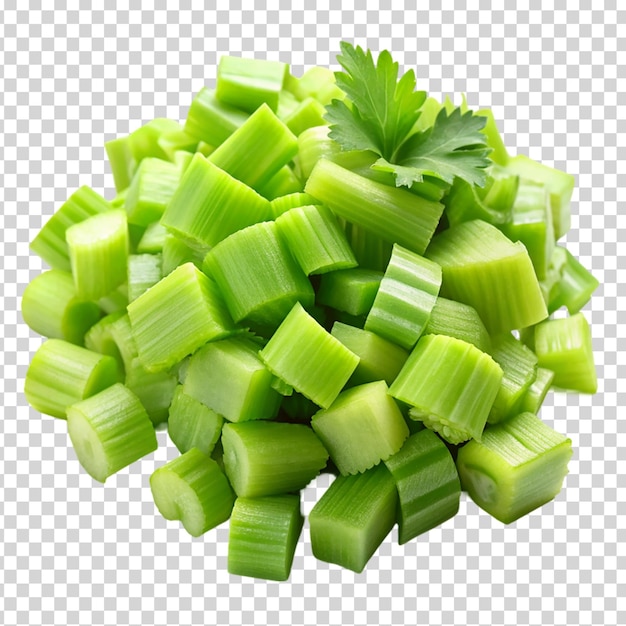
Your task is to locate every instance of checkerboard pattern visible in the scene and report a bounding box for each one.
[1,2,623,625]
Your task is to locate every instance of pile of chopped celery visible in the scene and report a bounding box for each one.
[23,43,598,580]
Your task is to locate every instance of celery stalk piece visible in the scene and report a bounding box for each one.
[343,221,393,272]
[97,284,129,315]
[488,333,538,424]
[204,222,314,335]
[127,223,146,254]
[505,154,575,240]
[549,246,599,314]
[184,87,249,147]
[221,421,328,497]
[308,464,397,573]
[287,66,337,101]
[478,164,520,214]
[364,244,442,350]
[127,262,236,372]
[270,376,294,397]
[456,411,572,523]
[424,296,492,354]
[257,164,303,200]
[125,356,177,426]
[129,118,182,162]
[157,128,198,161]
[390,335,503,444]
[476,109,509,165]
[317,268,383,317]
[208,104,298,191]
[109,188,128,209]
[183,336,282,423]
[124,157,181,227]
[150,448,235,537]
[67,383,157,483]
[66,209,129,301]
[24,339,119,419]
[84,312,126,378]
[259,302,360,409]
[331,322,409,386]
[276,89,301,120]
[384,429,461,544]
[216,55,288,113]
[270,192,319,218]
[108,313,139,373]
[500,180,555,280]
[426,219,548,334]
[276,205,357,275]
[295,125,342,181]
[311,380,409,475]
[533,312,597,393]
[228,494,303,581]
[520,367,555,415]
[283,97,327,136]
[168,385,224,456]
[136,221,168,254]
[160,153,271,249]
[30,186,110,272]
[127,254,162,302]
[305,159,445,256]
[161,234,207,277]
[21,269,101,345]
[105,136,136,193]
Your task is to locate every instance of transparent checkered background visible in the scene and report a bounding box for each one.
[1,1,624,625]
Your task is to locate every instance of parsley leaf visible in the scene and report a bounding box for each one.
[325,42,426,162]
[373,107,492,188]
[325,42,491,188]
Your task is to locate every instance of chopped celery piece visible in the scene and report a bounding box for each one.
[390,335,503,444]
[157,128,198,161]
[97,285,129,315]
[331,322,409,386]
[478,164,519,214]
[311,380,409,475]
[127,262,236,372]
[426,219,548,334]
[221,421,328,497]
[150,448,235,536]
[216,55,288,113]
[257,164,303,200]
[520,367,555,415]
[500,180,554,280]
[137,221,167,254]
[21,269,101,345]
[161,153,271,248]
[184,87,249,147]
[108,313,139,372]
[287,66,337,101]
[533,312,597,393]
[384,429,461,544]
[488,333,538,424]
[125,356,177,426]
[276,204,357,275]
[306,159,445,255]
[259,303,360,409]
[168,385,224,455]
[66,209,129,301]
[183,336,282,423]
[364,244,442,350]
[208,104,298,191]
[84,312,126,377]
[343,221,393,272]
[309,464,397,573]
[549,246,599,314]
[204,222,314,335]
[276,89,301,120]
[30,186,110,272]
[476,109,509,165]
[161,233,207,276]
[271,375,294,397]
[283,97,327,136]
[270,192,319,218]
[124,157,180,227]
[67,383,157,483]
[505,154,575,240]
[424,296,492,354]
[105,136,136,193]
[127,253,162,302]
[24,339,119,419]
[457,412,572,523]
[295,125,342,181]
[228,494,303,581]
[316,268,383,316]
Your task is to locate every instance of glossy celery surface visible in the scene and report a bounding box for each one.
[127,254,162,302]
[317,268,383,317]
[457,412,572,523]
[257,164,303,200]
[295,125,342,180]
